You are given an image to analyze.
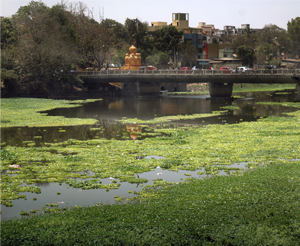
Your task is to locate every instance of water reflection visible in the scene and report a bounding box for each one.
[1,90,297,146]
[0,164,243,220]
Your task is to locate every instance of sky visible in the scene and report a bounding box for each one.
[1,0,299,30]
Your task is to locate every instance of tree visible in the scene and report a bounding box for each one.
[258,42,278,64]
[152,26,183,61]
[287,17,300,57]
[14,2,79,78]
[221,35,236,50]
[146,48,168,66]
[1,47,19,96]
[61,2,116,69]
[212,38,219,45]
[236,45,254,67]
[1,18,18,49]
[231,31,257,53]
[124,18,148,49]
[244,26,252,37]
[256,24,289,56]
[100,19,127,48]
[0,1,83,96]
[111,43,131,67]
[178,41,196,67]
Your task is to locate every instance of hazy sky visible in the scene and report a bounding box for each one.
[1,0,299,30]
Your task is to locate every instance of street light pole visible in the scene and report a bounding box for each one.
[174,46,176,69]
[272,37,277,67]
[176,47,178,69]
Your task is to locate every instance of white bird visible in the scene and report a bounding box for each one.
[156,172,162,175]
[109,177,114,181]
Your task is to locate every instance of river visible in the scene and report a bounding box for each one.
[1,88,298,220]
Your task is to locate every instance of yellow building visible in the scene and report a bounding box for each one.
[172,13,189,30]
[121,45,141,70]
[148,21,168,32]
[148,13,190,32]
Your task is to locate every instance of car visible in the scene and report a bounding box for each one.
[264,65,277,69]
[180,67,191,70]
[237,67,252,73]
[139,65,157,71]
[220,67,235,74]
[179,67,191,73]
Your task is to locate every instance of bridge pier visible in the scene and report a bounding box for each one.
[209,82,233,99]
[161,83,187,92]
[137,81,161,96]
[296,83,300,101]
[121,81,162,97]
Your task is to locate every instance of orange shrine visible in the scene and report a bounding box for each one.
[121,45,141,70]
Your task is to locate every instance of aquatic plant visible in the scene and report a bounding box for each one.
[1,95,300,233]
[1,98,100,127]
[20,211,29,216]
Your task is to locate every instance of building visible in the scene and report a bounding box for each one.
[197,22,218,36]
[223,26,237,35]
[148,13,203,64]
[146,13,262,67]
[148,21,168,32]
[121,45,141,70]
[219,47,234,58]
[171,13,189,30]
[184,33,203,60]
[203,44,219,60]
[148,13,190,32]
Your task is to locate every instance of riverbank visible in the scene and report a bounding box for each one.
[185,83,296,94]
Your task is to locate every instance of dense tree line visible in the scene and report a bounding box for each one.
[1,0,299,97]
[0,1,183,97]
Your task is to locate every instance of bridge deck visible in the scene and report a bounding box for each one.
[78,69,300,84]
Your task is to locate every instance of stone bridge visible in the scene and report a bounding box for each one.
[78,69,300,99]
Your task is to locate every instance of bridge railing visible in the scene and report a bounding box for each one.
[75,69,300,76]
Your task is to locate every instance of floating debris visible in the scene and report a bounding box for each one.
[9,165,20,169]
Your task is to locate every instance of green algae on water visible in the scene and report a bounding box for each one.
[1,99,300,206]
[1,98,101,128]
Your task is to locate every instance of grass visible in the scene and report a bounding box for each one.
[172,83,296,95]
[232,83,297,93]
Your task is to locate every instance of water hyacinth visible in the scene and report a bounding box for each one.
[0,85,300,244]
[1,98,101,128]
[1,94,300,219]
